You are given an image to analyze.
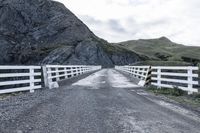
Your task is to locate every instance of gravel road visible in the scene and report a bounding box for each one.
[0,69,200,133]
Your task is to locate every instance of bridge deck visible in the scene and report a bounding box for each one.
[0,69,200,133]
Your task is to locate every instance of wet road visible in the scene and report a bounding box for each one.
[0,69,200,133]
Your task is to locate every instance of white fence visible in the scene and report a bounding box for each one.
[151,66,199,93]
[1,64,198,94]
[0,66,42,94]
[115,65,199,93]
[0,65,101,94]
[43,65,102,89]
[115,65,151,86]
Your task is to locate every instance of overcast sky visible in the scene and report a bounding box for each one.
[56,0,200,46]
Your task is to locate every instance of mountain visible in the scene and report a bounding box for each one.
[0,0,144,67]
[117,37,200,65]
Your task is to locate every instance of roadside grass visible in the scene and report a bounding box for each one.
[147,86,187,96]
[146,86,200,108]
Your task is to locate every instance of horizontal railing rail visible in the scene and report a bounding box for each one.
[0,66,42,94]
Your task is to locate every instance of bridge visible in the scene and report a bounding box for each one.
[0,65,200,132]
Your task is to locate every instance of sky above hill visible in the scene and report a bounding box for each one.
[57,0,200,46]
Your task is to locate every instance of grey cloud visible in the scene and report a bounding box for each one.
[107,19,127,33]
[79,15,188,44]
[143,19,170,27]
[79,15,102,25]
[123,18,170,36]
[80,15,128,33]
[125,17,170,30]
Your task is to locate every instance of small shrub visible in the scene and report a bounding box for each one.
[170,86,186,96]
[191,93,200,99]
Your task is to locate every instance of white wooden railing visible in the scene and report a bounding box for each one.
[0,65,101,94]
[115,65,199,93]
[151,66,199,93]
[115,65,151,86]
[1,64,198,94]
[0,66,42,94]
[43,65,102,89]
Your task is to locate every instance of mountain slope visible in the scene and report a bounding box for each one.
[0,0,143,67]
[117,37,200,65]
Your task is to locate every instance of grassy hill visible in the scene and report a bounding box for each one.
[117,37,200,65]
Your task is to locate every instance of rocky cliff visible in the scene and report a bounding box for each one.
[0,0,143,67]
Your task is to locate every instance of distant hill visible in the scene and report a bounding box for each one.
[117,37,200,65]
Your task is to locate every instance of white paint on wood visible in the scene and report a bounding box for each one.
[116,65,199,93]
[151,66,199,93]
[0,66,42,94]
[115,65,151,86]
[45,65,101,89]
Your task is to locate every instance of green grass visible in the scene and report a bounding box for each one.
[101,43,130,54]
[147,86,187,96]
[147,86,200,108]
[167,95,200,108]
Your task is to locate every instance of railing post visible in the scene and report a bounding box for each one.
[133,67,135,77]
[64,67,68,79]
[86,67,89,73]
[55,67,59,81]
[135,67,138,78]
[187,67,193,94]
[42,66,48,88]
[81,67,84,74]
[77,67,80,75]
[141,68,144,80]
[130,67,133,76]
[75,67,78,76]
[145,66,152,85]
[29,68,35,93]
[47,67,52,89]
[77,67,79,75]
[157,68,161,88]
[70,67,73,77]
[82,67,85,74]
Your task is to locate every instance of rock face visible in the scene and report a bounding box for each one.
[0,0,143,67]
[41,38,141,67]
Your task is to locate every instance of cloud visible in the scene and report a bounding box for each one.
[79,15,130,41]
[79,15,173,42]
[108,19,127,33]
[56,0,200,46]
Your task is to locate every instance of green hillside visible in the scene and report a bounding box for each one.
[117,37,200,65]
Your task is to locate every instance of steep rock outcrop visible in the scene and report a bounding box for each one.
[41,39,142,67]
